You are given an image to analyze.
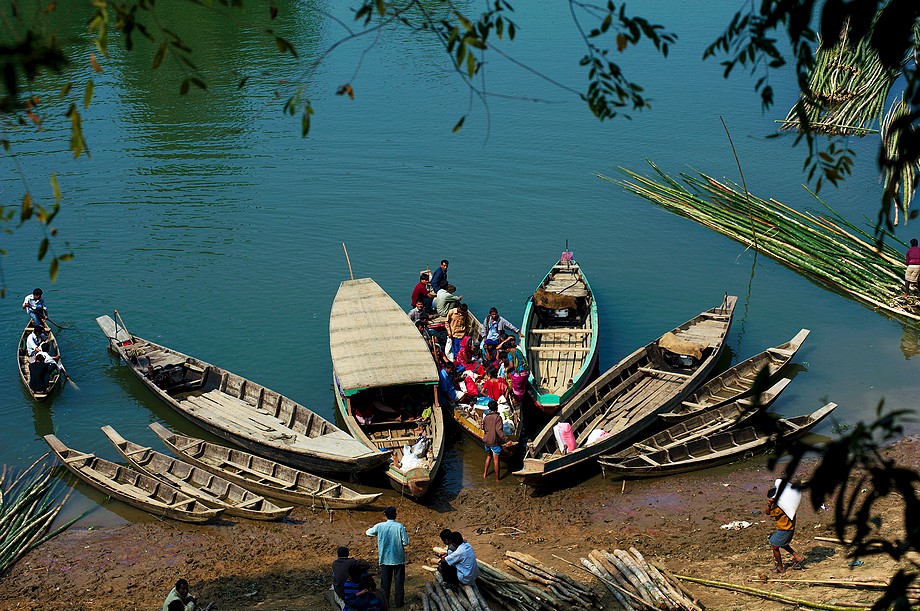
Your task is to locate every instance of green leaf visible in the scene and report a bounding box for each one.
[58,253,74,262]
[152,43,167,69]
[50,173,61,205]
[49,257,59,283]
[452,115,465,132]
[21,194,32,222]
[83,80,94,109]
[466,52,476,77]
[60,82,72,98]
[38,238,48,261]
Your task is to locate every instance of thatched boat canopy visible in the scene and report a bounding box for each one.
[330,278,438,396]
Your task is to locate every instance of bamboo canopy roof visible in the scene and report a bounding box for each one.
[330,278,438,394]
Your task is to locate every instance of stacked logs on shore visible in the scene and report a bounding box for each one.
[581,547,703,611]
[422,549,599,610]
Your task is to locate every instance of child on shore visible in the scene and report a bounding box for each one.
[766,486,806,573]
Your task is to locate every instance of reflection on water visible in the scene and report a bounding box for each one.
[31,403,55,439]
[900,324,920,360]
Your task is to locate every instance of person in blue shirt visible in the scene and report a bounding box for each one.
[430,260,449,292]
[365,505,410,608]
[438,531,480,587]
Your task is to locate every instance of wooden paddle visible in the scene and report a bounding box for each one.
[56,359,80,391]
[44,316,69,331]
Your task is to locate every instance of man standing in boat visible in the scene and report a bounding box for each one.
[482,307,521,364]
[366,505,410,608]
[905,238,920,297]
[22,288,48,329]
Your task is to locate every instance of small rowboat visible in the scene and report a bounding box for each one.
[17,323,62,401]
[513,295,737,487]
[331,278,446,499]
[149,422,381,509]
[521,255,599,414]
[659,329,809,423]
[96,313,388,475]
[101,426,293,521]
[599,378,790,465]
[598,402,838,478]
[44,434,223,523]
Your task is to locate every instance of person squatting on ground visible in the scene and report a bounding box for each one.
[437,531,480,588]
[366,505,409,608]
[161,578,197,611]
[766,487,805,573]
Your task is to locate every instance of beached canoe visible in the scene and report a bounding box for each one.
[513,295,737,487]
[659,329,810,423]
[149,422,381,509]
[520,257,599,414]
[17,323,62,402]
[102,426,293,521]
[330,278,446,499]
[96,314,389,476]
[598,378,791,465]
[597,402,838,478]
[44,434,223,523]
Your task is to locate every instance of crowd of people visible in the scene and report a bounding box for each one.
[408,262,530,479]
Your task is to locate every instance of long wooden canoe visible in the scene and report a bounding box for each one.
[17,323,62,402]
[330,278,446,499]
[149,422,381,509]
[598,402,838,478]
[659,329,809,423]
[44,434,223,523]
[513,295,737,487]
[598,378,791,465]
[520,257,599,414]
[96,314,388,475]
[102,426,293,521]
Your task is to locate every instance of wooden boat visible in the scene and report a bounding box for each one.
[102,425,294,521]
[598,378,791,465]
[330,278,446,498]
[520,256,599,414]
[96,314,389,476]
[659,329,810,423]
[43,434,223,523]
[17,323,62,401]
[149,422,382,509]
[597,402,838,478]
[513,295,737,487]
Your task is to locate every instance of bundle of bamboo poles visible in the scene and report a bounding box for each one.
[779,24,896,136]
[581,548,702,611]
[1,456,77,575]
[424,548,598,610]
[611,162,920,323]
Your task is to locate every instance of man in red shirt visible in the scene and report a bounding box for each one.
[905,238,920,297]
[411,272,436,312]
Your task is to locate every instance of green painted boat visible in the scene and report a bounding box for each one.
[520,256,599,414]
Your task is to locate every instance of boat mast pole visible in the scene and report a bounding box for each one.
[342,243,355,281]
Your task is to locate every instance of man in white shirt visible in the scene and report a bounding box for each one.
[434,284,462,317]
[22,288,48,329]
[26,327,47,356]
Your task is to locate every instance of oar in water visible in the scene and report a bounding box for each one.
[56,360,79,391]
[44,317,71,331]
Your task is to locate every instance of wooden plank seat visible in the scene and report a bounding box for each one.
[639,367,693,379]
[530,346,592,353]
[767,347,795,358]
[530,328,593,335]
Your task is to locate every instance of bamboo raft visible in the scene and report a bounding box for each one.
[102,426,293,521]
[44,434,223,523]
[514,295,737,487]
[149,422,381,509]
[96,313,388,475]
[659,329,808,422]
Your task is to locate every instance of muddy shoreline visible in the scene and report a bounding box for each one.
[2,436,917,610]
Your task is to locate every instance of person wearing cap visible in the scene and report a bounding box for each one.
[22,288,48,329]
[366,505,410,608]
[482,400,510,482]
